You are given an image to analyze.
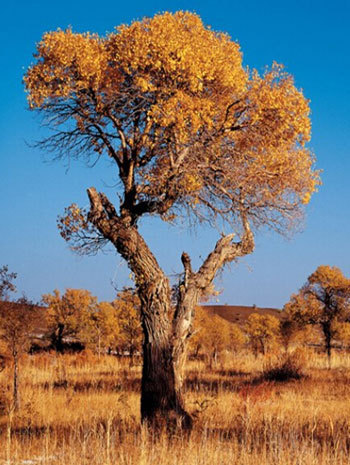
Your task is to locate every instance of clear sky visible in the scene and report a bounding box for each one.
[1,0,349,308]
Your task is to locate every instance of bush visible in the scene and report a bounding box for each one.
[261,351,305,382]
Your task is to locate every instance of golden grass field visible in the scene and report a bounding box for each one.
[1,349,350,465]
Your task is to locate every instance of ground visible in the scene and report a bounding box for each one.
[1,348,350,465]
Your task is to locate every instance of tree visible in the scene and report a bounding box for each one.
[332,321,350,349]
[245,313,280,356]
[189,307,227,365]
[0,265,17,301]
[112,289,142,363]
[81,301,120,357]
[42,288,97,353]
[24,12,319,429]
[189,307,243,366]
[228,323,246,354]
[0,268,39,411]
[284,266,350,364]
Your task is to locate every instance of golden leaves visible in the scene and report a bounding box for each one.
[24,12,320,230]
[57,203,89,241]
[24,29,107,107]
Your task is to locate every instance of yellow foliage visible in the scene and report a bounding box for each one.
[42,288,98,349]
[24,12,320,230]
[245,313,280,355]
[190,307,245,363]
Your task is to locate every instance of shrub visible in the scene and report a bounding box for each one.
[261,351,305,382]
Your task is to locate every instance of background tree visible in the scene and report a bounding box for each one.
[245,313,280,356]
[189,307,244,366]
[0,268,40,411]
[0,265,17,301]
[228,323,246,354]
[82,301,120,357]
[189,307,230,366]
[284,265,350,364]
[112,289,142,364]
[25,12,319,428]
[42,288,97,353]
[279,319,299,352]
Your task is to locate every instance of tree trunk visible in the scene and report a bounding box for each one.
[141,338,192,430]
[87,188,254,431]
[13,354,19,412]
[51,323,64,353]
[138,279,192,430]
[322,322,332,368]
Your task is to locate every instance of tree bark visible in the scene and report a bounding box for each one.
[322,322,332,368]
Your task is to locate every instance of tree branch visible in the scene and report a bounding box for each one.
[194,217,254,292]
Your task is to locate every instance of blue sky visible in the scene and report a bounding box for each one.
[1,0,349,307]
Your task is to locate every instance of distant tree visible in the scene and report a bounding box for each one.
[228,323,246,354]
[284,265,350,364]
[279,319,298,352]
[0,265,17,301]
[0,268,39,411]
[82,301,120,357]
[280,316,321,351]
[25,11,319,428]
[245,313,280,356]
[112,289,142,363]
[42,289,97,352]
[189,307,242,366]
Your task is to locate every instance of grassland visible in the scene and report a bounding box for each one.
[1,349,350,465]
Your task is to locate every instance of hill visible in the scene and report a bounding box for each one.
[201,305,284,327]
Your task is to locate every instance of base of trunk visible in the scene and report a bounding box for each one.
[141,342,192,432]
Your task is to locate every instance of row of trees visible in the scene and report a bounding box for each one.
[2,265,350,366]
[2,263,350,413]
[42,288,142,358]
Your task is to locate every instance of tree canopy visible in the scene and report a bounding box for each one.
[25,11,319,251]
[284,265,350,360]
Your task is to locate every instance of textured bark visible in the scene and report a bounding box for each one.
[87,187,254,430]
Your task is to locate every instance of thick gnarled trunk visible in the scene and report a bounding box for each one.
[87,187,254,430]
[138,280,192,429]
[141,338,192,429]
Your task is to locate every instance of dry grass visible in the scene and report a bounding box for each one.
[1,349,350,464]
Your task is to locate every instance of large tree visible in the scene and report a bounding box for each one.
[24,12,319,428]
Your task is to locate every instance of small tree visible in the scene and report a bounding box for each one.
[190,307,241,366]
[112,290,142,363]
[228,323,246,354]
[333,321,350,350]
[42,288,97,352]
[279,319,298,352]
[284,265,350,364]
[0,268,39,411]
[0,266,17,301]
[245,313,280,356]
[82,301,120,357]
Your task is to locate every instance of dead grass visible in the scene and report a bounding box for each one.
[1,349,350,464]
